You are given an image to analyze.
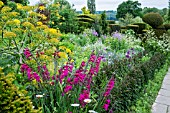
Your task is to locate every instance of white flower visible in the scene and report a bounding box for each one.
[84,99,92,103]
[36,95,43,98]
[71,104,80,107]
[89,110,98,113]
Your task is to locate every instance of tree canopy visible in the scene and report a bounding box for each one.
[116,0,142,19]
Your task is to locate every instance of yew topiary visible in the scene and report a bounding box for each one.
[142,13,163,28]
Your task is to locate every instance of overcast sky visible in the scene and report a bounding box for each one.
[29,0,168,11]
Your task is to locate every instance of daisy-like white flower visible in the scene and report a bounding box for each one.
[89,110,98,113]
[71,104,80,107]
[36,95,43,98]
[84,99,92,103]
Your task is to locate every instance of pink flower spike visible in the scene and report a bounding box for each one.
[103,104,109,111]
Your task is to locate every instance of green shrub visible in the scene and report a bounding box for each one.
[164,24,170,31]
[0,70,41,113]
[107,20,115,24]
[126,25,139,33]
[142,13,163,28]
[109,24,121,33]
[112,52,166,112]
[133,23,146,34]
[154,25,166,38]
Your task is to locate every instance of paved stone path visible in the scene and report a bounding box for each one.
[152,68,170,113]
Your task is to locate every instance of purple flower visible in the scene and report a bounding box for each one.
[64,85,72,93]
[24,48,32,59]
[112,31,122,40]
[103,104,109,111]
[104,78,115,97]
[92,30,98,36]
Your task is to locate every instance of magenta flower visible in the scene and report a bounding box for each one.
[24,48,32,59]
[103,78,115,97]
[103,103,109,111]
[64,85,72,94]
[33,72,40,82]
[78,90,90,106]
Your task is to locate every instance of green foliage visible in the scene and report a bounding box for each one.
[2,0,29,5]
[0,70,40,113]
[164,24,170,31]
[142,12,163,28]
[126,25,139,33]
[118,13,135,26]
[111,52,166,112]
[130,59,170,113]
[87,0,96,14]
[109,24,121,33]
[154,25,167,38]
[133,23,146,34]
[100,11,109,34]
[107,20,115,24]
[116,0,142,19]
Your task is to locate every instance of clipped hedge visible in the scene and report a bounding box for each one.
[100,52,166,112]
[133,23,146,34]
[111,52,166,112]
[109,24,121,33]
[164,24,170,31]
[154,25,166,38]
[142,13,163,28]
[126,25,139,33]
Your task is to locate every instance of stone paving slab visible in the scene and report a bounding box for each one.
[168,106,170,113]
[161,84,170,91]
[155,94,170,106]
[152,102,167,113]
[159,89,170,97]
[163,79,170,85]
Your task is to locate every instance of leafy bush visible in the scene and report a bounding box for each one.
[0,69,40,113]
[142,12,163,28]
[154,25,166,38]
[164,24,170,31]
[111,52,166,112]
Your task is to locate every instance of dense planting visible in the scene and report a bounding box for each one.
[0,1,170,113]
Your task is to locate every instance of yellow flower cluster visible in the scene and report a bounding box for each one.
[1,6,12,13]
[13,19,21,25]
[4,31,17,38]
[44,28,62,37]
[58,52,67,59]
[8,12,20,18]
[48,38,59,44]
[37,21,43,26]
[0,1,4,8]
[17,3,22,10]
[22,22,34,29]
[39,6,45,11]
[38,14,47,20]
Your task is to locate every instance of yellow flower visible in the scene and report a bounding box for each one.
[28,11,38,17]
[0,1,4,8]
[4,31,17,38]
[22,6,32,11]
[59,46,66,50]
[58,52,67,59]
[22,22,34,29]
[36,25,48,30]
[39,55,50,61]
[1,6,12,13]
[66,48,72,54]
[13,19,21,25]
[37,21,43,26]
[39,6,45,10]
[1,16,8,21]
[49,38,59,44]
[51,21,54,24]
[8,12,20,17]
[17,3,22,10]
